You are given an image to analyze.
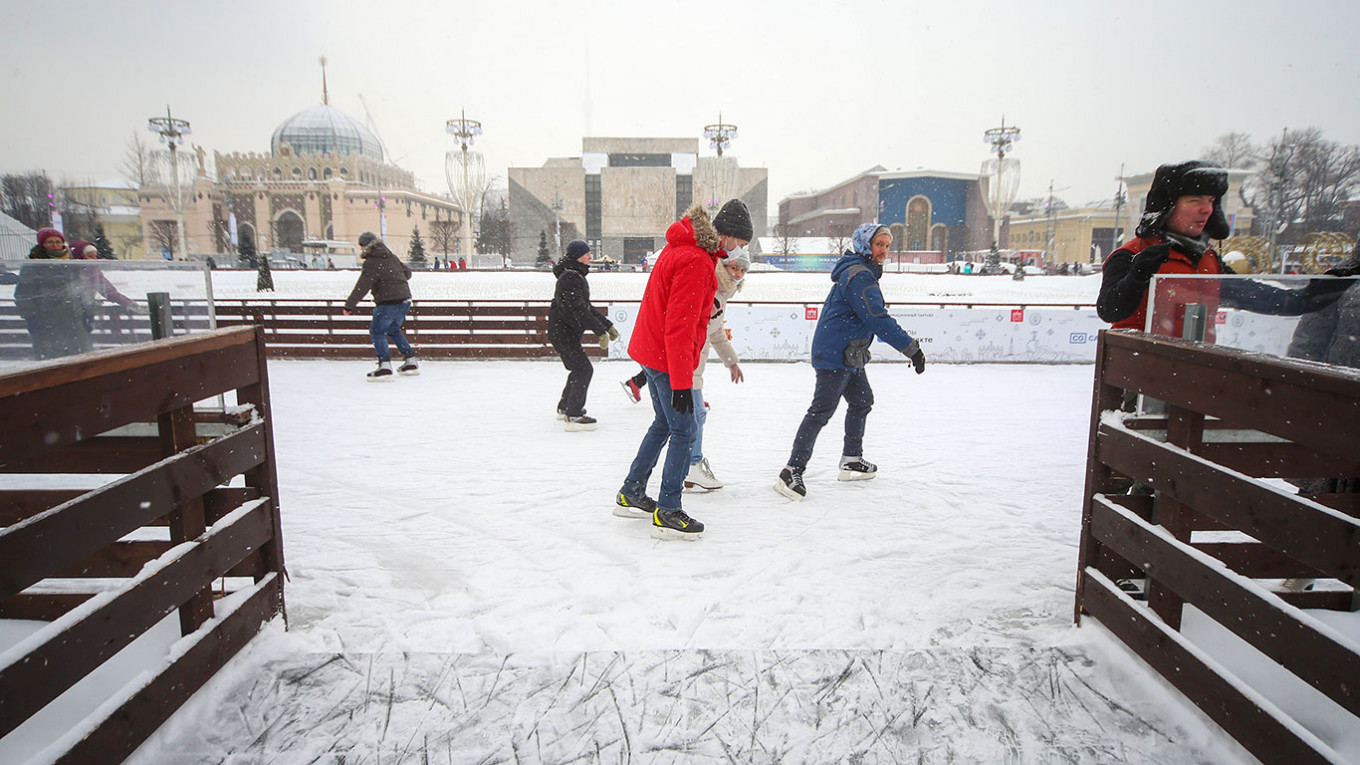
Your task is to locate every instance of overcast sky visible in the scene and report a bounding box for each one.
[3,0,1358,212]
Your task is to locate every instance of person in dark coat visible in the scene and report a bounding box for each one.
[14,228,92,360]
[1286,244,1360,502]
[343,232,418,380]
[548,240,616,430]
[1097,160,1345,340]
[774,223,926,501]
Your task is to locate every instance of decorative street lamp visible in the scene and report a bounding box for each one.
[982,119,1022,279]
[445,110,485,262]
[703,114,738,157]
[702,114,739,212]
[1109,165,1126,264]
[148,106,191,259]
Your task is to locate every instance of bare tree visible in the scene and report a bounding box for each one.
[773,222,800,256]
[119,132,156,187]
[1203,132,1258,208]
[1,172,54,231]
[149,220,179,258]
[1245,127,1360,240]
[429,218,459,258]
[58,180,101,242]
[827,230,851,256]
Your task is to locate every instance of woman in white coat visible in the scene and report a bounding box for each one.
[684,248,750,490]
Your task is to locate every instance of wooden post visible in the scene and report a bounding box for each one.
[147,292,173,340]
[157,406,214,635]
[1075,330,1126,624]
[236,326,287,624]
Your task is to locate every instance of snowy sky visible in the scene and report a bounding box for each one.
[3,0,1359,208]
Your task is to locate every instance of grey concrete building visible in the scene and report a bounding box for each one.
[509,137,767,266]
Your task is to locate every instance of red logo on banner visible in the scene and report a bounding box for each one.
[806,306,819,320]
[1215,311,1226,325]
[1011,308,1025,323]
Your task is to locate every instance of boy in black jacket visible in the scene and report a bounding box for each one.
[548,240,617,430]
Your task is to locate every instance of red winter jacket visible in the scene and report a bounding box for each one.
[627,204,720,390]
[1105,235,1223,341]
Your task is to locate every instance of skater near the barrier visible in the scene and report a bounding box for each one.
[343,232,419,381]
[1097,160,1347,340]
[683,244,750,491]
[615,199,753,540]
[775,223,925,501]
[14,228,91,360]
[548,239,617,431]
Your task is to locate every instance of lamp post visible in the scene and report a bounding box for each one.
[703,114,739,213]
[703,113,738,157]
[148,106,191,259]
[445,111,484,262]
[1109,165,1126,264]
[983,119,1021,278]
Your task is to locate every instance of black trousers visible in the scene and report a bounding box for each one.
[551,334,593,416]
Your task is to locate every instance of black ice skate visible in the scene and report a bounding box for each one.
[366,361,394,382]
[651,507,704,540]
[564,414,597,432]
[838,455,877,482]
[775,466,806,500]
[613,491,657,519]
[398,356,420,376]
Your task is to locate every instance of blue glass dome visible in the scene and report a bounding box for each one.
[270,105,383,161]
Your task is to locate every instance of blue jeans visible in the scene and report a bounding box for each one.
[787,368,874,469]
[620,366,697,511]
[370,301,414,362]
[689,389,708,465]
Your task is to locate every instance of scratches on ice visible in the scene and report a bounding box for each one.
[145,647,1197,764]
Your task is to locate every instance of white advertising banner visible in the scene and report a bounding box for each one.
[602,303,1109,364]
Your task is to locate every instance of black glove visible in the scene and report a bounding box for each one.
[1129,244,1172,281]
[671,388,694,414]
[909,348,926,374]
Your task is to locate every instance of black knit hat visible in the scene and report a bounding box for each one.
[358,231,378,247]
[712,199,754,242]
[565,239,591,260]
[1136,161,1230,240]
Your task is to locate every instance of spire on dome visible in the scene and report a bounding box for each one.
[319,55,329,106]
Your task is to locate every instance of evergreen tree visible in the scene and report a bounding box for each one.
[256,244,274,292]
[93,225,116,259]
[408,225,428,267]
[536,230,551,268]
[238,229,258,268]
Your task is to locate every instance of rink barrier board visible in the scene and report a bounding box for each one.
[0,326,286,764]
[0,297,1322,363]
[1075,329,1360,764]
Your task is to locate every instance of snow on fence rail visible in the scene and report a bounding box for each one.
[0,326,286,764]
[1075,330,1360,763]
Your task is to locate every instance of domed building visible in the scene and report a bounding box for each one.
[270,104,385,161]
[137,82,460,265]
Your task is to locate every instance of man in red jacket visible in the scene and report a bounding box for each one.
[614,199,753,540]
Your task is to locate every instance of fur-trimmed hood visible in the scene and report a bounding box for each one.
[666,203,722,254]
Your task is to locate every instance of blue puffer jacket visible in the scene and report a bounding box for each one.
[810,223,919,371]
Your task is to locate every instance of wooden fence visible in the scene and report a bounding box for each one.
[0,326,286,763]
[1075,330,1360,763]
[0,299,603,360]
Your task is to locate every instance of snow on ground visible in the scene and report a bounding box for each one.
[99,360,1266,762]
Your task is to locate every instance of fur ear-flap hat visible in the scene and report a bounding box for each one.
[1136,160,1230,240]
